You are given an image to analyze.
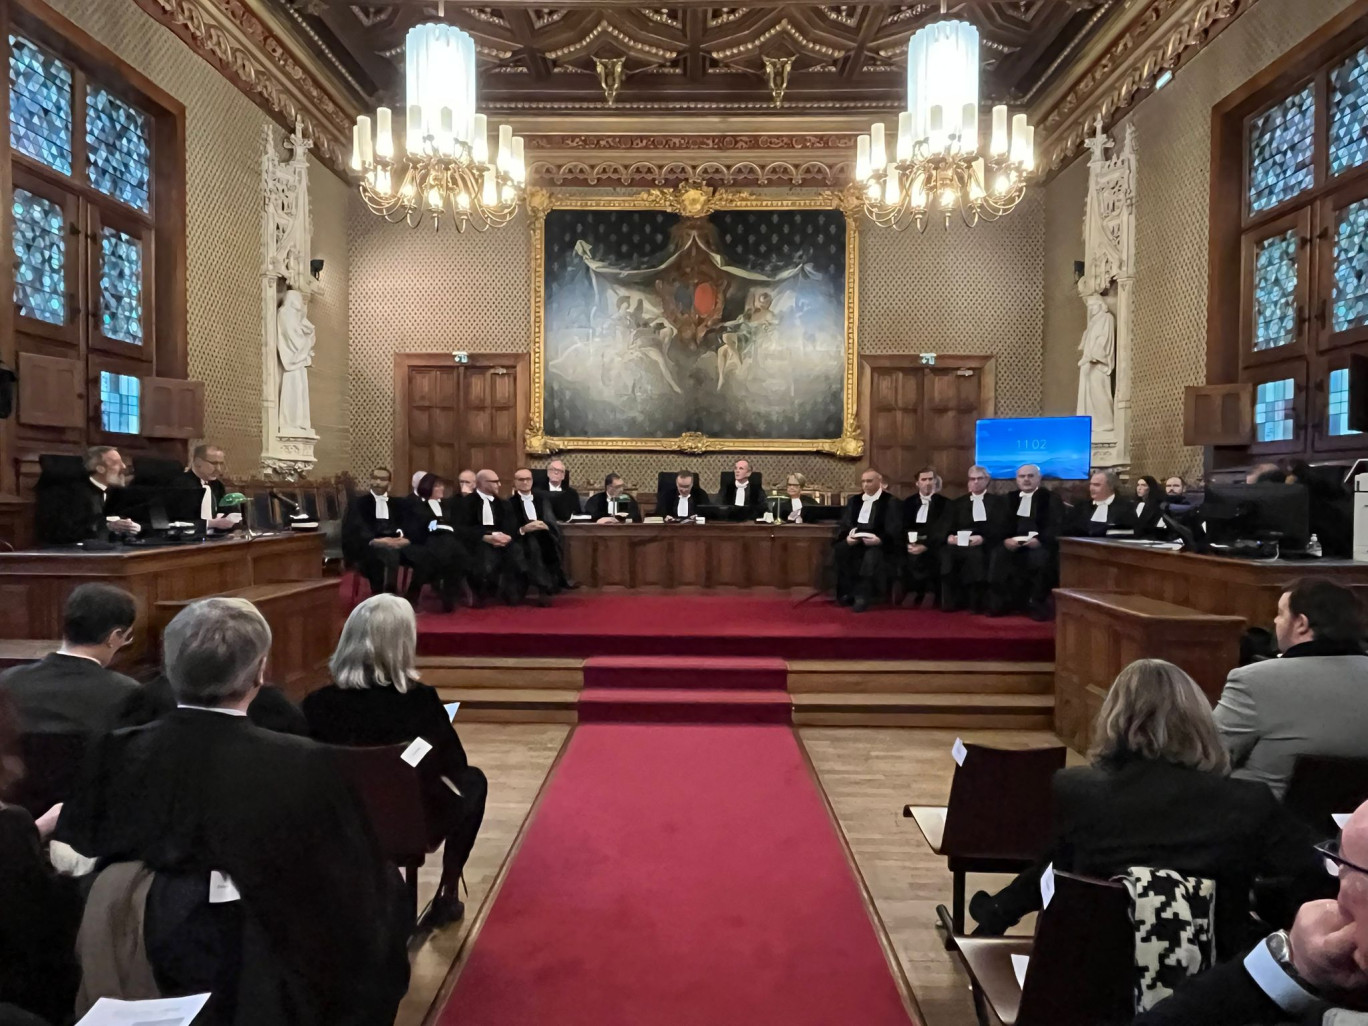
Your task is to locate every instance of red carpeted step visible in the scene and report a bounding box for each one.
[578,686,792,724]
[583,655,788,691]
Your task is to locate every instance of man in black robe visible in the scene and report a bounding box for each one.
[940,465,1008,613]
[55,597,409,1026]
[177,444,240,532]
[717,459,766,520]
[509,468,563,606]
[585,474,643,523]
[543,459,582,522]
[1064,469,1139,537]
[987,463,1063,619]
[35,446,141,546]
[455,469,524,605]
[656,471,710,521]
[833,468,901,612]
[400,474,469,612]
[341,467,413,597]
[901,467,948,608]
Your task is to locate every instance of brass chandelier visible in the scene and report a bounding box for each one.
[855,10,1035,232]
[350,10,526,232]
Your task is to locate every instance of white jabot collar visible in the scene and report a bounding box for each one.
[861,489,883,502]
[177,704,247,717]
[549,484,562,492]
[90,477,108,493]
[56,648,102,666]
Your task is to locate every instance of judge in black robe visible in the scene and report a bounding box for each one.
[34,447,140,546]
[655,472,711,520]
[179,444,240,532]
[55,596,409,1026]
[400,474,469,612]
[455,474,525,604]
[1064,470,1140,537]
[717,460,767,520]
[987,466,1063,618]
[542,460,583,522]
[1131,475,1167,538]
[508,471,563,605]
[900,471,948,607]
[939,467,1008,613]
[585,475,643,523]
[341,469,413,597]
[833,470,902,612]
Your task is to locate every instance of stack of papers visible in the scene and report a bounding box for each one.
[76,995,210,1026]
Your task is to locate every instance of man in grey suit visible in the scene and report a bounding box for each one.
[1213,578,1368,798]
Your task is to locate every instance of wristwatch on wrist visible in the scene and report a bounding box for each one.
[1246,929,1324,1016]
[1267,931,1315,990]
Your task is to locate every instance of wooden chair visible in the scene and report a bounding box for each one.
[331,743,444,920]
[1284,754,1368,836]
[12,732,90,817]
[904,742,1066,935]
[953,869,1135,1026]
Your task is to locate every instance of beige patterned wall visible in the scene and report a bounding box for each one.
[1040,0,1358,482]
[305,164,351,474]
[348,190,1044,493]
[40,0,351,478]
[1041,155,1088,417]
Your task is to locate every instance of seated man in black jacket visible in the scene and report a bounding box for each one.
[455,469,524,605]
[401,474,469,612]
[341,467,413,597]
[1065,468,1139,536]
[35,446,141,546]
[987,463,1062,619]
[585,474,643,523]
[656,471,710,521]
[542,459,582,522]
[940,465,1007,614]
[178,444,240,533]
[717,459,767,521]
[833,468,901,613]
[508,468,562,606]
[901,467,947,608]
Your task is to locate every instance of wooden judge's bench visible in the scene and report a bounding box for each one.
[1053,538,1368,750]
[0,532,337,698]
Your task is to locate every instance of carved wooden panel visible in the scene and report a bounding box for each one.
[142,377,204,438]
[17,351,84,428]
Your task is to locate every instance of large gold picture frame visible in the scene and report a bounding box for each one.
[524,183,863,456]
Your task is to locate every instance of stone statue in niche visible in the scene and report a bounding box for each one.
[1076,289,1116,433]
[276,288,315,434]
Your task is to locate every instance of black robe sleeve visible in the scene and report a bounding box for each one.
[35,481,103,546]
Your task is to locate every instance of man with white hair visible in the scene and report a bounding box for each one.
[35,445,141,545]
[939,465,1007,614]
[57,597,409,1024]
[987,463,1063,620]
[1065,468,1138,536]
[1136,799,1368,1023]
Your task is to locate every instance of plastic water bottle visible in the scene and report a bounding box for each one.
[1307,533,1323,558]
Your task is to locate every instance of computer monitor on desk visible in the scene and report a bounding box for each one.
[1202,482,1311,552]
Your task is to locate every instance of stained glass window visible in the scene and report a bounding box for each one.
[1333,198,1368,333]
[1252,229,1300,350]
[8,35,71,174]
[1330,46,1368,176]
[1255,378,1296,442]
[86,86,150,211]
[12,187,65,324]
[99,370,139,434]
[1248,85,1315,214]
[99,227,142,345]
[1329,367,1362,436]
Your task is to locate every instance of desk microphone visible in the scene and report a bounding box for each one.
[270,490,301,514]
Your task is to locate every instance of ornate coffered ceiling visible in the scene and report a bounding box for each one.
[269,1,1118,114]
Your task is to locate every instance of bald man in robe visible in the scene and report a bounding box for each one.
[455,469,525,605]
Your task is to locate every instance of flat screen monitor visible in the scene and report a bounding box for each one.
[1203,482,1311,551]
[974,416,1093,480]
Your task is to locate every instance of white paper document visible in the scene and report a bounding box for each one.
[951,737,967,766]
[76,994,210,1026]
[1011,953,1030,990]
[907,531,919,543]
[1040,863,1056,909]
[400,737,433,766]
[208,870,240,904]
[445,701,461,721]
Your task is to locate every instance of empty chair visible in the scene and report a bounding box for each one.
[1283,754,1368,836]
[953,869,1135,1026]
[904,742,1066,934]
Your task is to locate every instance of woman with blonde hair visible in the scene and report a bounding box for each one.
[969,659,1323,957]
[304,594,486,928]
[776,473,807,523]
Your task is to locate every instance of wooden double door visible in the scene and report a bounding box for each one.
[392,354,529,488]
[860,355,995,498]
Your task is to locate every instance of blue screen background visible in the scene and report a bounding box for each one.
[974,416,1093,480]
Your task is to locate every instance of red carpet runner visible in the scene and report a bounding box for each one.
[436,724,916,1026]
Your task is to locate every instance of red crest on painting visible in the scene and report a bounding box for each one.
[693,282,717,317]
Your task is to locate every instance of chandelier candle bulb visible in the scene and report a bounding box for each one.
[357,115,373,166]
[856,134,871,179]
[928,104,944,152]
[472,113,488,163]
[350,123,362,171]
[991,105,1008,157]
[971,157,986,200]
[1022,124,1035,171]
[884,162,901,203]
[375,107,393,160]
[1010,112,1028,164]
[482,168,496,205]
[512,136,526,183]
[406,104,422,154]
[497,123,513,172]
[896,112,912,161]
[870,122,886,170]
[961,102,978,152]
[910,176,927,211]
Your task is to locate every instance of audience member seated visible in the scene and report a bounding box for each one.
[833,467,900,613]
[1132,474,1166,536]
[35,446,141,546]
[456,469,477,496]
[117,598,308,736]
[402,473,469,613]
[970,659,1323,959]
[987,463,1061,619]
[543,459,581,522]
[940,465,1005,614]
[56,597,410,1026]
[0,691,82,1025]
[1162,474,1200,516]
[0,584,138,735]
[304,595,487,929]
[901,466,947,609]
[1134,798,1368,1025]
[776,473,810,524]
[656,471,710,521]
[1213,579,1368,799]
[717,459,766,520]
[509,468,563,607]
[1064,469,1138,536]
[178,444,239,532]
[455,469,523,606]
[586,474,643,523]
[341,466,412,598]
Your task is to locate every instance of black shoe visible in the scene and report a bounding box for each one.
[420,893,465,930]
[907,590,925,609]
[852,597,869,613]
[561,577,581,590]
[837,594,854,607]
[969,890,1009,935]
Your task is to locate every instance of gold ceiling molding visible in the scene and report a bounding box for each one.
[132,0,360,174]
[528,157,852,187]
[1034,0,1255,173]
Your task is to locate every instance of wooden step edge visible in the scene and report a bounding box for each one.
[417,656,585,670]
[785,660,1055,673]
[434,687,581,709]
[791,692,1055,709]
[794,711,1056,728]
